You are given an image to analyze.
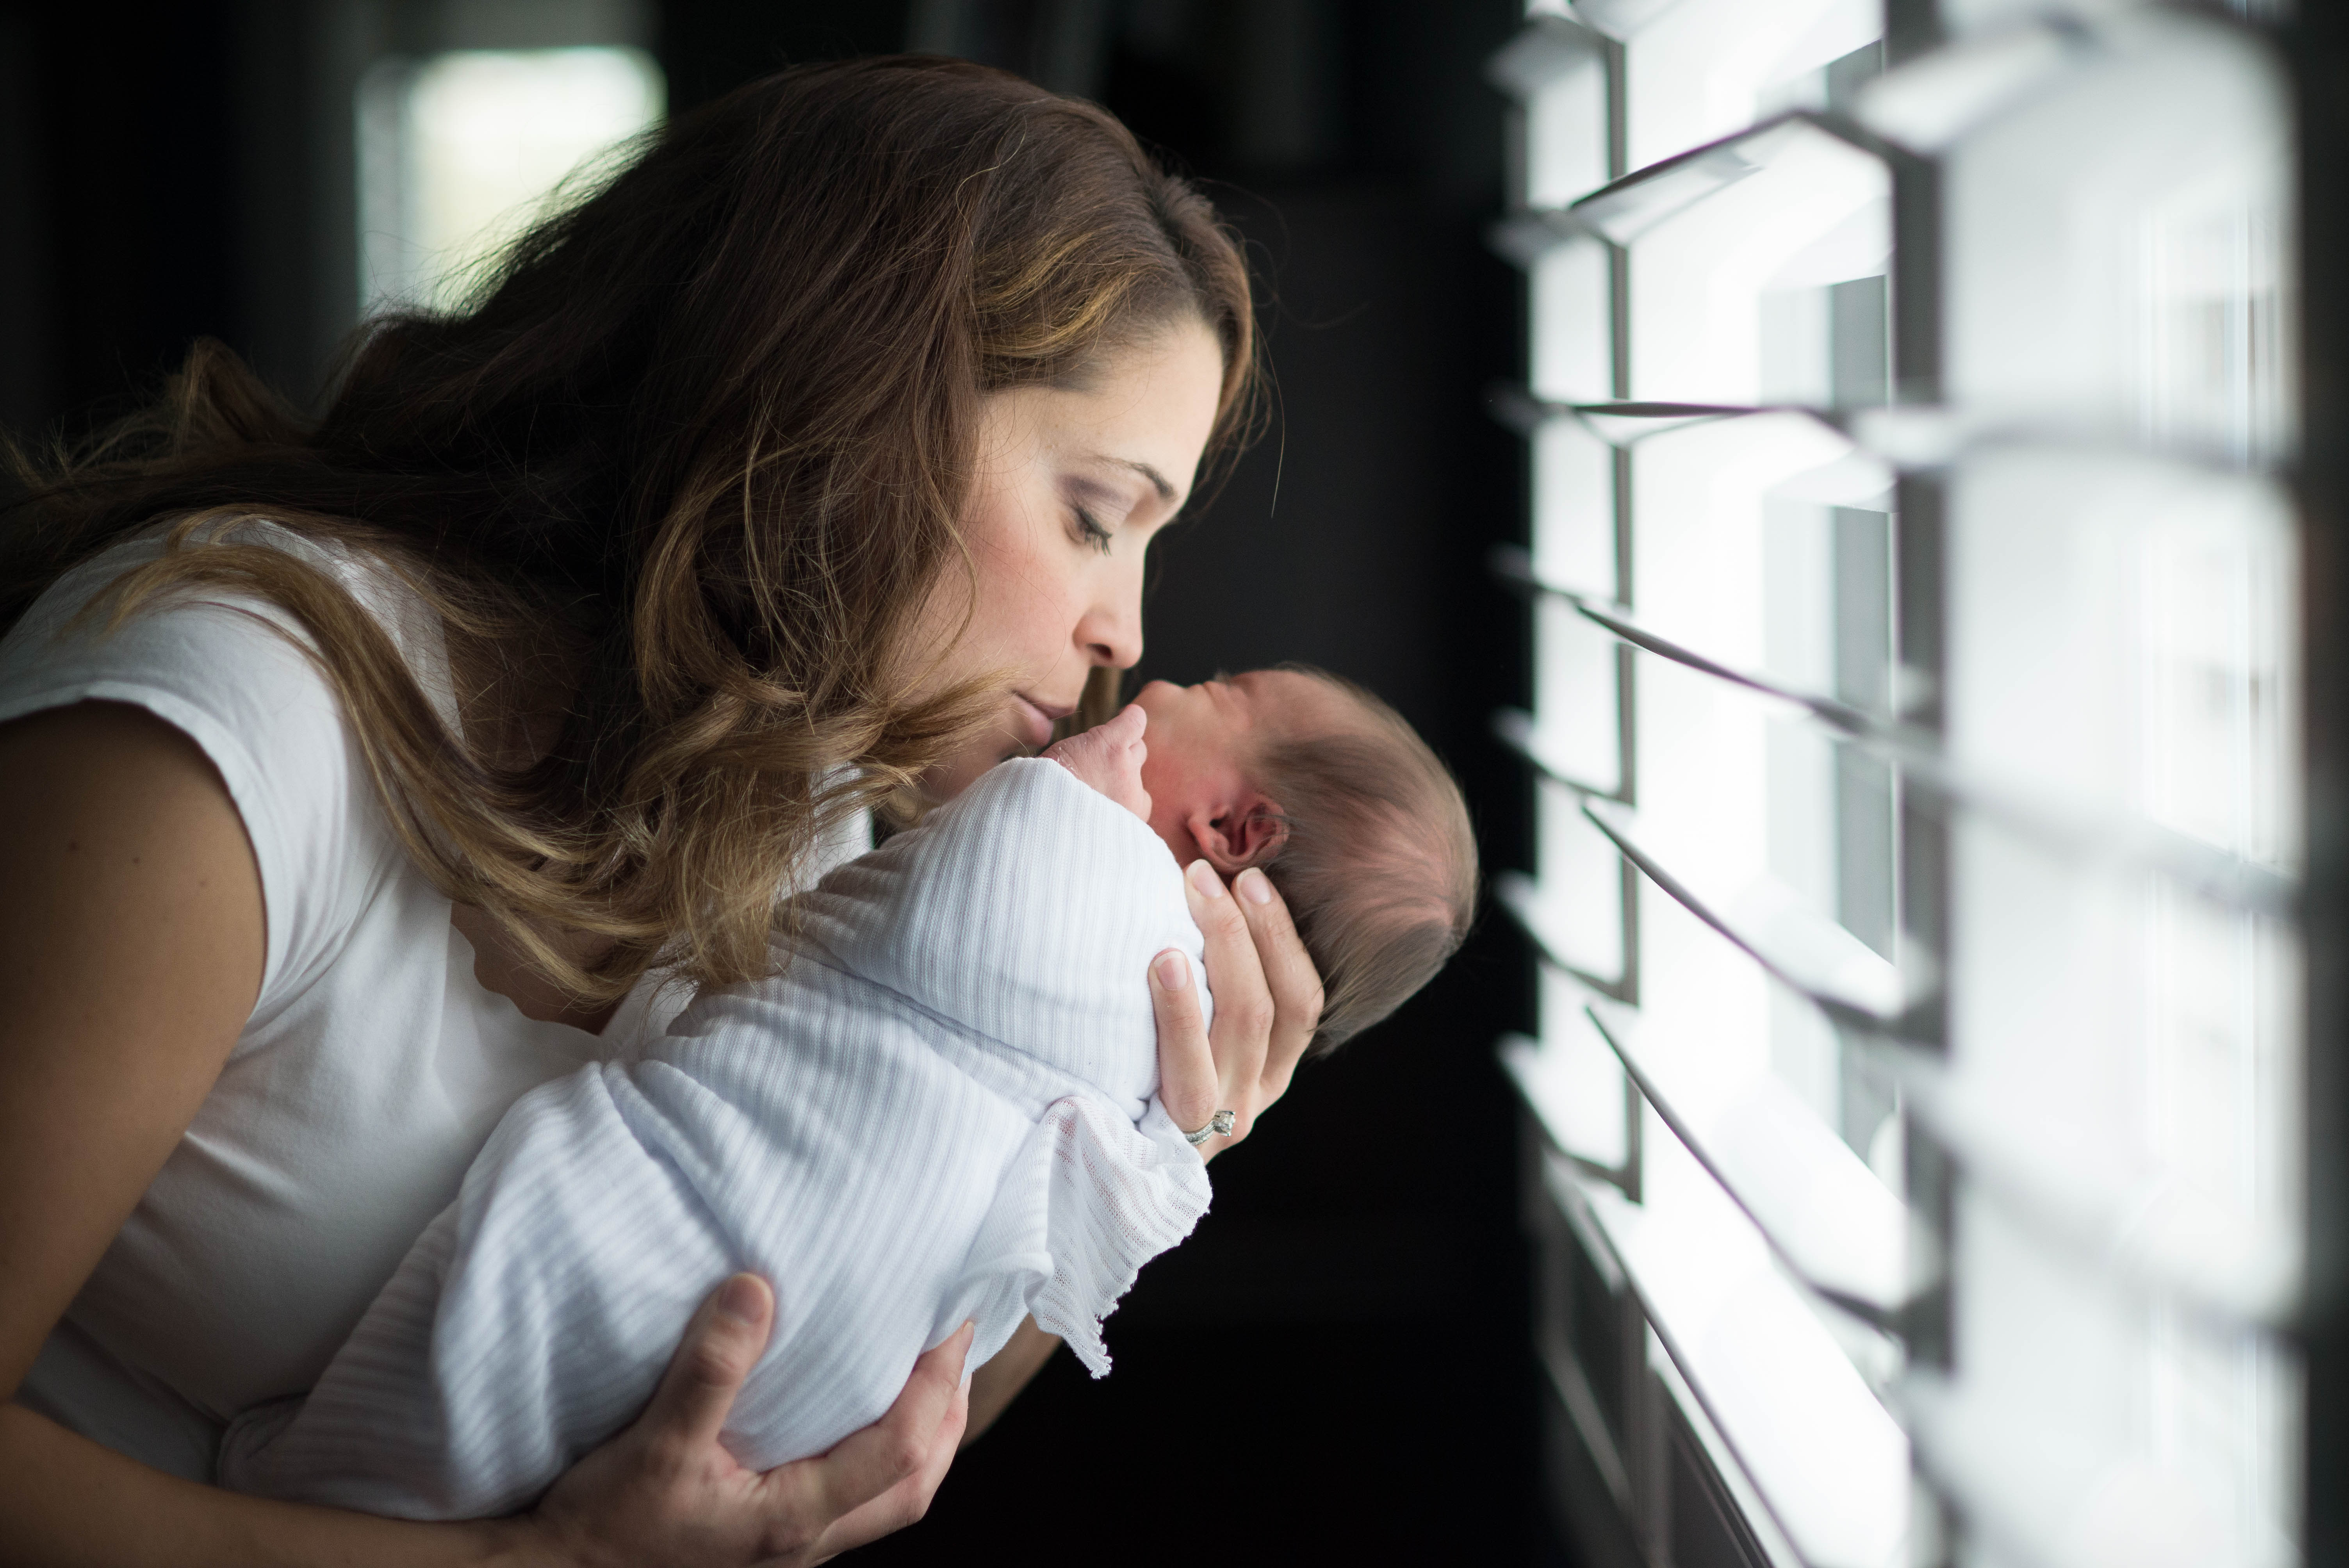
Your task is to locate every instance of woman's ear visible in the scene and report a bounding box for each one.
[1185,798,1287,874]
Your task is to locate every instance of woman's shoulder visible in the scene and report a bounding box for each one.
[0,517,446,1008]
[3,515,456,707]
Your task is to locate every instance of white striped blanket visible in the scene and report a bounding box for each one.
[218,757,1213,1519]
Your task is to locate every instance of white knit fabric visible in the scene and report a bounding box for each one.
[217,757,1213,1519]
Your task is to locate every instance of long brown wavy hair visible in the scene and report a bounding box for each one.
[0,56,1260,1007]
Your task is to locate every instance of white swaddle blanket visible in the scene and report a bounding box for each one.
[217,757,1214,1518]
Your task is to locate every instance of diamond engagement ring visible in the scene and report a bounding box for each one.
[1183,1110,1237,1146]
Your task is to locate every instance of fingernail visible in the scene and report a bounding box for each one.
[1155,950,1190,991]
[718,1274,765,1324]
[1186,859,1225,898]
[1237,867,1273,905]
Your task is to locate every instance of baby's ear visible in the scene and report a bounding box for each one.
[1187,799,1288,873]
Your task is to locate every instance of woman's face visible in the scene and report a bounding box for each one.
[907,319,1227,798]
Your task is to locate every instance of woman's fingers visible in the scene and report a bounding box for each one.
[806,1328,974,1554]
[1231,867,1323,1096]
[1156,862,1328,1159]
[640,1274,775,1463]
[786,1322,974,1532]
[1184,861,1272,1098]
[1150,946,1217,1137]
[533,1282,965,1568]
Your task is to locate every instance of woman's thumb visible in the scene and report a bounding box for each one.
[643,1273,774,1450]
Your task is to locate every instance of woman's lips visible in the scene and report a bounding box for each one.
[1011,694,1066,750]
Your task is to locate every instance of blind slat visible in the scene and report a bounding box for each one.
[1497,870,1629,1000]
[1578,794,1915,1026]
[1564,113,1905,247]
[1548,1154,1911,1568]
[1494,541,1879,729]
[1496,648,2296,920]
[1503,1029,1640,1197]
[1576,998,1919,1321]
[1483,388,1751,435]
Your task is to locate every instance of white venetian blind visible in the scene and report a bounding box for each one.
[1492,3,2303,1566]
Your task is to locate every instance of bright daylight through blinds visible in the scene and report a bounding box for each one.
[357,46,664,314]
[1491,2,2301,1566]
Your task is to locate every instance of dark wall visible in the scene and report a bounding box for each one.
[0,3,1554,1561]
[2,0,406,430]
[662,0,909,105]
[0,4,246,437]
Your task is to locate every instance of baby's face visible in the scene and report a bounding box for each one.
[1130,670,1349,870]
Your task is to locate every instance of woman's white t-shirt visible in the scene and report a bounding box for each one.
[0,520,867,1482]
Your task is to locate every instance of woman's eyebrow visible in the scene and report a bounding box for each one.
[1092,455,1176,504]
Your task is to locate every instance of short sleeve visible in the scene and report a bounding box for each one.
[0,532,407,1019]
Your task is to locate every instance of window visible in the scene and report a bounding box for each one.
[357,45,663,313]
[1494,3,2303,1565]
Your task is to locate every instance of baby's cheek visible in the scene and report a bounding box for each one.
[1134,748,1169,796]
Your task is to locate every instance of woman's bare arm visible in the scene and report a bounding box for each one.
[0,701,522,1565]
[0,1404,530,1567]
[0,702,268,1406]
[0,704,967,1567]
[963,1319,1058,1445]
[2,1285,970,1568]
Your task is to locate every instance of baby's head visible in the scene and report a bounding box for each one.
[1131,667,1477,1052]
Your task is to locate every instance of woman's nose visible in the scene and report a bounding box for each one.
[1078,575,1144,669]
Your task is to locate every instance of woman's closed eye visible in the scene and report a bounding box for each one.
[1071,503,1114,554]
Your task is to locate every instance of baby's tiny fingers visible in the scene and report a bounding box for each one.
[1098,703,1146,743]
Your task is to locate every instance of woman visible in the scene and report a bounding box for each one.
[0,57,1322,1565]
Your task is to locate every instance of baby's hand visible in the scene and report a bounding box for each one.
[1043,702,1152,821]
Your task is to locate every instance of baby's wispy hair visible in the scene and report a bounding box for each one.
[1248,666,1477,1051]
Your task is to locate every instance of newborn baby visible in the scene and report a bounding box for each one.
[219,667,1476,1518]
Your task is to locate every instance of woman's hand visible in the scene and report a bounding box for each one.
[529,1276,972,1568]
[1151,861,1324,1160]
